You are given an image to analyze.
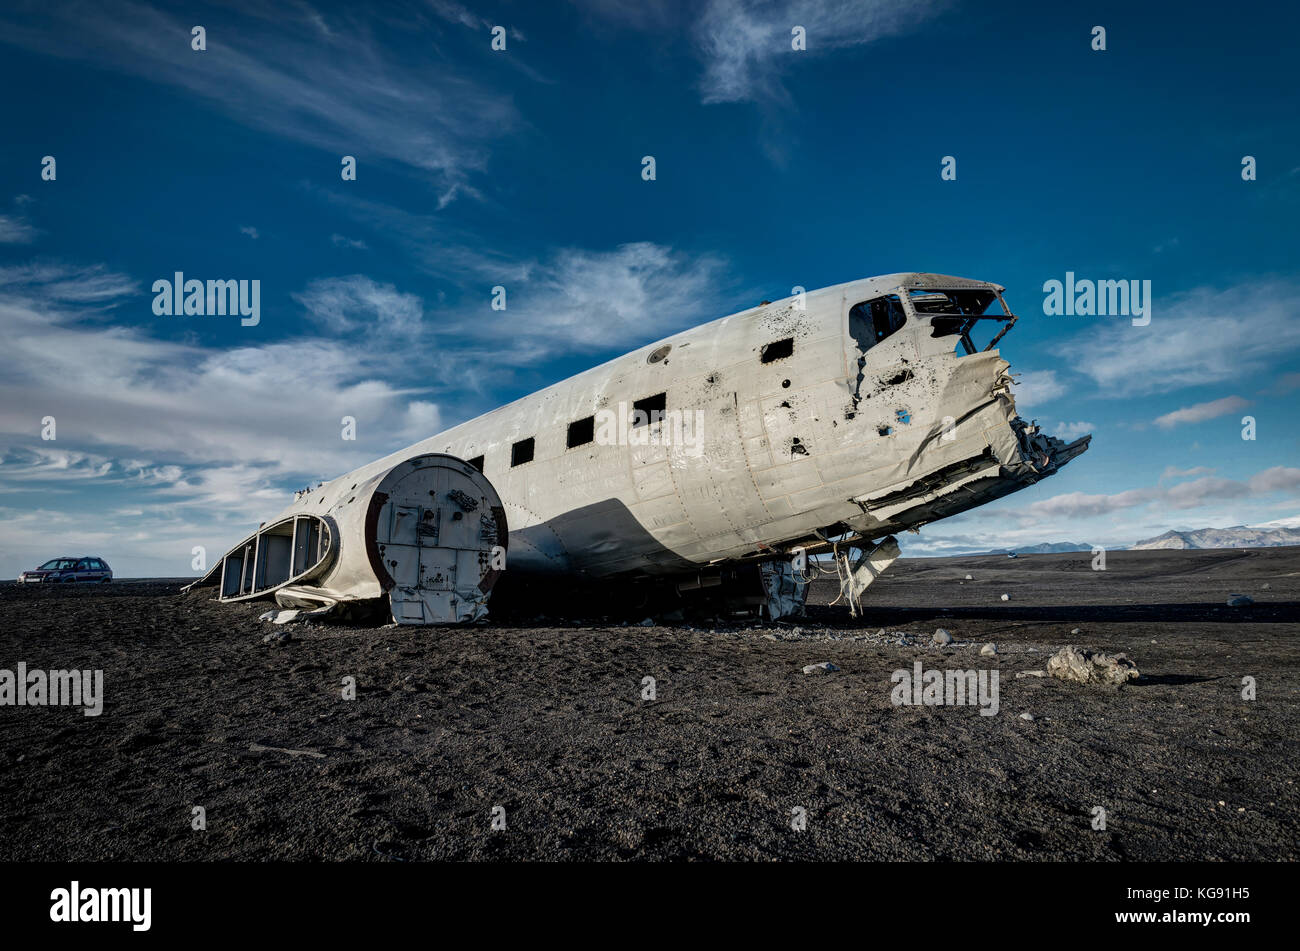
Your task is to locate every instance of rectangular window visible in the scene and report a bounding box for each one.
[761,337,794,363]
[567,416,595,448]
[631,392,666,428]
[849,294,907,352]
[466,455,484,472]
[511,438,534,467]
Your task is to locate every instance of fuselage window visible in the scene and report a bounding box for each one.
[761,337,794,363]
[849,294,907,352]
[510,438,534,467]
[631,392,666,428]
[567,416,595,448]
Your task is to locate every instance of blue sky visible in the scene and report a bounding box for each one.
[1,0,1298,576]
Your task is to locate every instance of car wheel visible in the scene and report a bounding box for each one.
[100,577,111,584]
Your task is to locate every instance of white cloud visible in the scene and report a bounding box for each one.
[979,465,1300,525]
[1257,513,1300,529]
[695,0,946,104]
[330,234,369,251]
[1011,369,1066,411]
[1052,421,1095,440]
[293,275,424,337]
[0,214,37,243]
[1153,395,1250,428]
[1160,465,1214,481]
[0,263,438,481]
[239,225,260,240]
[905,464,1300,556]
[508,242,727,353]
[0,1,518,205]
[1071,281,1300,397]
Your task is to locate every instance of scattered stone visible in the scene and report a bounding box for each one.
[802,662,840,675]
[1261,583,1271,590]
[639,618,655,627]
[1000,593,1010,601]
[965,574,973,581]
[1015,670,1047,679]
[932,628,953,646]
[1046,645,1140,686]
[762,633,779,641]
[1071,628,1082,635]
[980,643,997,656]
[1226,594,1254,607]
[1019,712,1035,721]
[261,630,293,645]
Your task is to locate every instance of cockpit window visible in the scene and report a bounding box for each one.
[913,289,1007,350]
[849,294,906,353]
[908,288,1001,316]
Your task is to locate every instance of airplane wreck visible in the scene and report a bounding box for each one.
[186,272,1089,624]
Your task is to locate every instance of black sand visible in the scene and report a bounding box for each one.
[1,547,1297,861]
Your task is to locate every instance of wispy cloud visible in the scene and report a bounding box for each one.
[1011,369,1066,411]
[0,214,38,243]
[695,0,946,104]
[0,262,437,481]
[330,233,369,251]
[505,242,728,354]
[1153,395,1250,429]
[0,0,518,205]
[1160,465,1215,482]
[1070,281,1300,397]
[982,465,1300,523]
[293,275,424,338]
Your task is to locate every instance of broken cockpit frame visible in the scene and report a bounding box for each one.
[775,275,1084,615]
[908,285,1019,355]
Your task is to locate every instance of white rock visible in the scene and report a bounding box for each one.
[932,628,953,646]
[802,662,840,674]
[1071,628,1082,635]
[1019,712,1035,721]
[980,643,997,656]
[1000,593,1010,601]
[965,574,973,581]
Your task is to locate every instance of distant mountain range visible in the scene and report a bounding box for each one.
[1129,525,1300,550]
[979,542,1101,555]
[961,523,1300,557]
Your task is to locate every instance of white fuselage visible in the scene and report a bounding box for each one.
[275,273,1087,580]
